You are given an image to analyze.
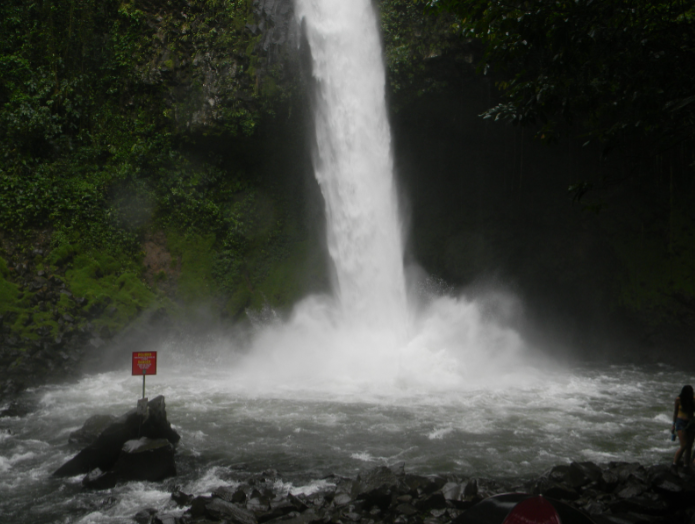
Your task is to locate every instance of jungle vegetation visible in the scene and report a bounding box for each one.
[426,0,695,335]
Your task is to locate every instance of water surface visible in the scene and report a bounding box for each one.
[0,357,683,524]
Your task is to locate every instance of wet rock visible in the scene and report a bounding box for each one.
[441,481,462,501]
[187,496,214,519]
[172,489,194,506]
[414,491,448,510]
[613,462,648,484]
[247,495,270,513]
[355,466,400,511]
[332,493,352,507]
[357,465,399,495]
[463,478,478,497]
[608,492,670,516]
[601,469,621,492]
[212,485,241,503]
[68,414,117,446]
[153,516,184,524]
[205,498,257,524]
[260,499,297,522]
[599,513,661,524]
[534,478,580,501]
[616,479,648,499]
[288,493,309,512]
[134,508,159,524]
[395,503,417,516]
[582,500,607,516]
[265,510,320,524]
[648,466,683,493]
[82,468,119,490]
[113,437,176,482]
[53,395,179,478]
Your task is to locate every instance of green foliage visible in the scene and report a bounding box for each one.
[0,0,281,245]
[167,232,217,303]
[0,0,167,249]
[64,250,158,332]
[379,0,458,96]
[428,0,695,146]
[0,258,21,314]
[0,0,319,338]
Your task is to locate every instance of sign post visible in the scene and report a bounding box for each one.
[132,352,157,399]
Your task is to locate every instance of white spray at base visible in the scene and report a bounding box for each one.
[230,0,539,396]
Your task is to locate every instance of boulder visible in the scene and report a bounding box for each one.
[355,466,400,511]
[186,496,213,519]
[395,503,418,516]
[82,468,119,490]
[213,485,244,503]
[463,478,478,498]
[68,414,116,446]
[441,481,462,501]
[53,395,179,478]
[205,498,258,524]
[534,478,580,501]
[357,466,399,495]
[262,499,297,521]
[112,437,176,482]
[608,493,670,516]
[133,508,158,524]
[171,490,194,507]
[414,492,448,511]
[332,493,352,507]
[616,479,648,499]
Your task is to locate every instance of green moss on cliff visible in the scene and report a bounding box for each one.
[0,258,20,314]
[168,232,217,303]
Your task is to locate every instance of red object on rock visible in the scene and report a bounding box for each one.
[503,496,561,524]
[132,351,157,375]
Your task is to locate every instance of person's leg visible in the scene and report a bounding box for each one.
[674,429,687,465]
[686,430,695,466]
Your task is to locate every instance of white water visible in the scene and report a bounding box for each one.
[296,0,407,333]
[0,361,686,523]
[222,0,536,396]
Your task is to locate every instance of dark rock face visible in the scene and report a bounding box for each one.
[53,395,179,486]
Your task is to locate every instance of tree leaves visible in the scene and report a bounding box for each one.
[427,0,695,147]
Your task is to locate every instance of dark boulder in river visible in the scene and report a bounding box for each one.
[68,413,116,446]
[113,437,176,481]
[53,395,179,483]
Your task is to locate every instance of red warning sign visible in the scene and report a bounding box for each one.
[132,352,157,376]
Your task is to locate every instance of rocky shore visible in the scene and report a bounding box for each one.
[127,461,695,524]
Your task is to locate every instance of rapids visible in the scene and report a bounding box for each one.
[0,358,684,523]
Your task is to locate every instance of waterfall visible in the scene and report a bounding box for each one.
[295,0,407,335]
[228,0,528,393]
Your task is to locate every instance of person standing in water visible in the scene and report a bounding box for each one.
[672,385,695,467]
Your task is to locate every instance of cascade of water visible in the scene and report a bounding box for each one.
[229,0,529,393]
[295,0,407,334]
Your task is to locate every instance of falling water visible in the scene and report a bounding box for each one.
[229,0,531,394]
[295,0,407,334]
